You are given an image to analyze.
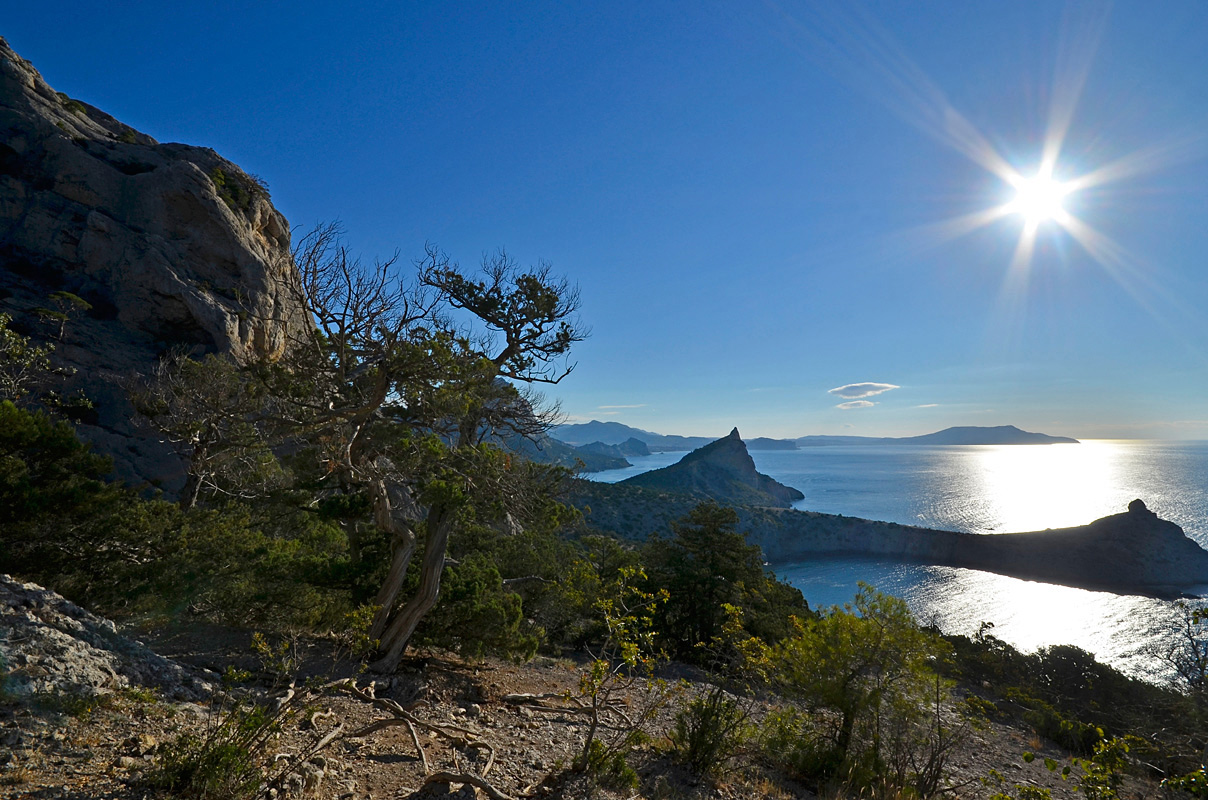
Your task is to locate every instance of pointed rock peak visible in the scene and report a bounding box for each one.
[728,427,741,440]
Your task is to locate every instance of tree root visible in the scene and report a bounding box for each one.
[503,691,632,725]
[323,678,503,783]
[424,770,517,800]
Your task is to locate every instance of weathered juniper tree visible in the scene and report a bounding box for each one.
[141,224,584,672]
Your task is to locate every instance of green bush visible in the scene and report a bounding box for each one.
[758,707,845,784]
[641,502,810,663]
[1004,688,1102,754]
[56,92,86,115]
[147,693,278,799]
[413,550,539,659]
[669,685,750,777]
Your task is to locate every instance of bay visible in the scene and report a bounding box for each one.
[585,440,1208,679]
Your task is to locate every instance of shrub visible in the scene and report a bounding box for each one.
[642,502,810,663]
[147,693,276,799]
[413,550,540,660]
[1004,688,1102,754]
[669,685,750,777]
[56,92,86,115]
[209,167,261,212]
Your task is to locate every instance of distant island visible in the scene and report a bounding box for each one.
[553,421,1078,455]
[569,429,1205,598]
[795,425,1078,446]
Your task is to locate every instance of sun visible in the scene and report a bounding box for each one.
[1007,173,1071,225]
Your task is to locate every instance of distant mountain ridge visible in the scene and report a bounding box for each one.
[796,425,1079,447]
[620,428,804,508]
[554,421,1078,450]
[551,420,713,452]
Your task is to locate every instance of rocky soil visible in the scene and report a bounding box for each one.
[0,577,1165,800]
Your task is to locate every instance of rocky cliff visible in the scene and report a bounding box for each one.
[0,38,309,487]
[621,427,805,508]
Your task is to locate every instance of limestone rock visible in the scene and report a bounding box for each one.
[0,574,213,699]
[0,37,309,488]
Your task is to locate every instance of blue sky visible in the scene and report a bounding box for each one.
[8,2,1208,439]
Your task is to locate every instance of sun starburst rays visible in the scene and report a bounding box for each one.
[770,0,1208,335]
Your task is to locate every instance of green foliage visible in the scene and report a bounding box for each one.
[578,739,640,792]
[759,707,845,782]
[767,584,955,795]
[147,692,280,799]
[641,501,810,663]
[414,551,539,660]
[56,92,86,115]
[0,400,114,527]
[31,689,110,720]
[669,685,750,778]
[333,604,380,659]
[944,622,1195,763]
[0,312,56,402]
[134,353,282,509]
[209,166,260,212]
[983,767,1054,800]
[1165,767,1208,797]
[31,292,90,341]
[1070,736,1133,800]
[1006,688,1103,754]
[1163,601,1208,717]
[575,566,671,780]
[0,405,353,628]
[1024,736,1138,800]
[774,584,946,769]
[250,632,301,688]
[960,694,999,723]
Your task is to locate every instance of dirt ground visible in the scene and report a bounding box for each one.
[0,624,1165,800]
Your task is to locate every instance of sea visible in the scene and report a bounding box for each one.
[585,440,1208,681]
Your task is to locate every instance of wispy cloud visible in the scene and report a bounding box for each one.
[916,403,939,408]
[597,404,646,409]
[829,382,900,399]
[837,400,876,410]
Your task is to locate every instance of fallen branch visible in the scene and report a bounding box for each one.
[324,678,498,776]
[424,770,516,800]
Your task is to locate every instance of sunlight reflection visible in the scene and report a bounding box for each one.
[967,442,1117,533]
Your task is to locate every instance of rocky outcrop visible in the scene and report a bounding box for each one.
[572,479,1208,597]
[621,428,805,508]
[0,37,310,487]
[0,575,213,699]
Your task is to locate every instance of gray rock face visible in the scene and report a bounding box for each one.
[0,37,309,488]
[0,575,213,699]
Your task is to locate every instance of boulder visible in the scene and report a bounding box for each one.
[0,574,213,699]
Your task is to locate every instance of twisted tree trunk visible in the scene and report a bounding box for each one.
[370,504,454,673]
[368,478,419,641]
